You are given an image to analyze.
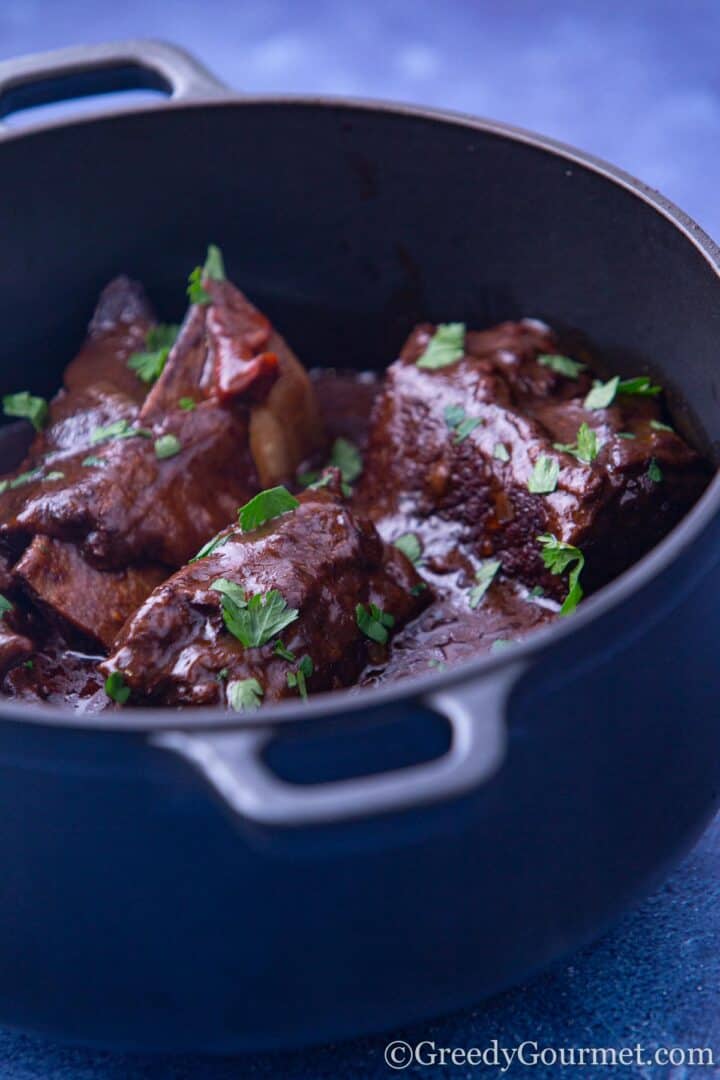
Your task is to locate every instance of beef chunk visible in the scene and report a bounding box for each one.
[0,264,322,571]
[14,536,166,649]
[102,482,428,706]
[356,320,711,598]
[0,623,33,677]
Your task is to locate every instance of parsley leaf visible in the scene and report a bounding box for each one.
[187,244,226,305]
[617,431,636,440]
[528,455,560,494]
[238,486,300,531]
[154,434,182,460]
[127,323,179,384]
[444,404,465,429]
[209,578,247,608]
[227,678,264,712]
[491,638,516,653]
[618,375,662,397]
[455,416,483,443]
[44,471,64,482]
[585,374,662,410]
[330,437,363,485]
[105,670,130,704]
[493,442,510,462]
[469,559,501,608]
[189,530,232,563]
[9,468,42,489]
[537,533,585,616]
[648,458,663,483]
[179,396,196,412]
[89,419,152,445]
[287,655,314,700]
[220,588,299,649]
[0,594,13,617]
[203,244,225,281]
[187,267,211,305]
[416,323,466,370]
[356,602,395,645]
[444,403,482,443]
[3,391,48,432]
[411,582,428,597]
[650,419,673,432]
[274,640,296,662]
[553,422,600,463]
[81,455,106,467]
[584,376,620,411]
[538,353,586,378]
[394,532,422,565]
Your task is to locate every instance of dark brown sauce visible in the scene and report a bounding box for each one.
[2,368,558,707]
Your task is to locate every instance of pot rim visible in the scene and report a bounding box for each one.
[1,90,719,733]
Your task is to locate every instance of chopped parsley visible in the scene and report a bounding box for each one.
[127,323,179,385]
[553,422,600,463]
[179,396,197,412]
[394,532,422,565]
[491,638,515,653]
[187,267,211,305]
[204,244,225,281]
[538,353,586,378]
[188,530,232,563]
[22,659,33,669]
[154,434,182,460]
[585,374,662,410]
[529,585,545,598]
[274,640,296,662]
[330,437,363,485]
[444,403,483,444]
[428,658,447,670]
[493,442,510,462]
[209,577,247,608]
[3,392,48,432]
[537,533,585,616]
[81,455,106,467]
[416,322,466,370]
[650,419,673,433]
[0,594,13,617]
[238,486,300,531]
[356,602,395,645]
[44,471,64,482]
[584,376,620,411]
[216,667,229,681]
[648,458,663,483]
[443,404,465,429]
[410,582,428,596]
[89,419,152,445]
[617,432,636,440]
[218,585,299,649]
[618,375,662,397]
[287,655,313,700]
[528,455,560,494]
[455,416,482,444]
[8,467,42,489]
[227,677,263,712]
[187,244,225,305]
[104,670,130,704]
[468,559,501,608]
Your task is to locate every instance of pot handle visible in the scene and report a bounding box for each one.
[0,39,227,125]
[153,661,524,828]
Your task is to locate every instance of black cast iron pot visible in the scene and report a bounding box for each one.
[0,39,718,1054]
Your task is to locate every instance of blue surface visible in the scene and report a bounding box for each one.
[1,1,720,1075]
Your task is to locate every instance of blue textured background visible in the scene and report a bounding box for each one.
[1,2,720,1076]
